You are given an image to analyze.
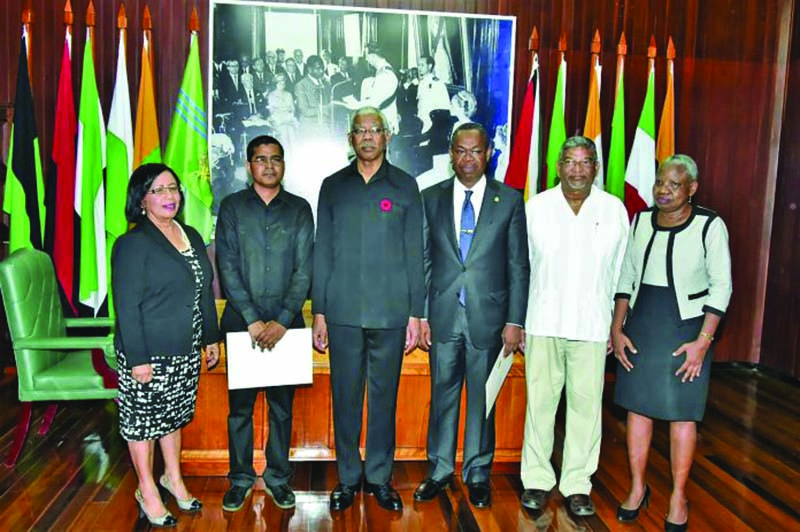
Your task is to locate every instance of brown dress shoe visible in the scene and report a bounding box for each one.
[566,493,596,516]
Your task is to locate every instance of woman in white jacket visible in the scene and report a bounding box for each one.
[611,154,732,532]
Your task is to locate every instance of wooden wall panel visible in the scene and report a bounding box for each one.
[762,8,800,378]
[0,0,797,371]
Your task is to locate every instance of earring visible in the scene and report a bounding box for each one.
[141,207,146,215]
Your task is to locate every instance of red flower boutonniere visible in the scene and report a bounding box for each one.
[380,198,392,212]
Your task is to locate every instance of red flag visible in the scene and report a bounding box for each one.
[52,30,77,314]
[505,53,541,199]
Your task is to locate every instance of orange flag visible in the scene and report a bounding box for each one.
[134,23,160,165]
[656,37,675,163]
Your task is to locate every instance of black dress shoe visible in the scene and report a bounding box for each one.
[329,483,360,511]
[520,488,549,510]
[265,483,296,509]
[664,517,688,531]
[617,485,650,521]
[467,481,491,508]
[364,481,403,511]
[413,476,452,502]
[222,484,253,512]
[566,493,596,516]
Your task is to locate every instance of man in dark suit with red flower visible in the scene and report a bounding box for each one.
[312,106,424,513]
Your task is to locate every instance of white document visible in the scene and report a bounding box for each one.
[485,347,514,419]
[226,329,313,390]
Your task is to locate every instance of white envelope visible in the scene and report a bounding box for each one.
[485,347,514,419]
[226,329,313,390]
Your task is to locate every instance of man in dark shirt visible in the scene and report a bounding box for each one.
[294,55,332,136]
[312,106,424,512]
[216,135,314,512]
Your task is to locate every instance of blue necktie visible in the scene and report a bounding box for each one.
[459,190,475,306]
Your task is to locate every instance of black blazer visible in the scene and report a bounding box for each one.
[422,178,529,349]
[112,218,220,367]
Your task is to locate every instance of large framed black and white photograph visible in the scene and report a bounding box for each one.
[208,0,516,216]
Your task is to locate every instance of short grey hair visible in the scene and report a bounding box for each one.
[350,106,387,131]
[659,154,698,183]
[559,136,598,161]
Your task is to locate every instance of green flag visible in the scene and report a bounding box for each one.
[545,56,567,189]
[77,30,107,315]
[165,32,213,243]
[606,60,626,201]
[3,32,46,253]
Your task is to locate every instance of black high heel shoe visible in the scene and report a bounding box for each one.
[159,475,203,512]
[664,501,689,531]
[136,488,177,527]
[664,517,688,531]
[616,484,651,522]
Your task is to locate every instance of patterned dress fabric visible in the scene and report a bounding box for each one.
[117,247,204,442]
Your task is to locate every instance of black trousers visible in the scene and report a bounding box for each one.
[227,384,294,488]
[225,314,304,488]
[327,324,406,486]
[427,305,501,483]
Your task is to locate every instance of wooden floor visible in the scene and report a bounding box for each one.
[0,365,797,531]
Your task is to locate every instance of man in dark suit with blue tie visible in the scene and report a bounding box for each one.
[414,122,529,508]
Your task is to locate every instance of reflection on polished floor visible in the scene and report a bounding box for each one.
[0,365,797,531]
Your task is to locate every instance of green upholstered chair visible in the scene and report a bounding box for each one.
[0,248,117,467]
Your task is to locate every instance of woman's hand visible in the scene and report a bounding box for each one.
[612,329,637,372]
[673,336,711,383]
[132,364,153,384]
[205,343,220,370]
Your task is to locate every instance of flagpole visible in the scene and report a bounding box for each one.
[606,32,627,201]
[584,29,604,188]
[22,7,33,88]
[86,0,95,61]
[657,36,676,163]
[528,27,539,196]
[144,5,155,71]
[545,32,568,190]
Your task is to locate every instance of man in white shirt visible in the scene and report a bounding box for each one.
[520,136,628,516]
[349,43,399,133]
[416,55,450,134]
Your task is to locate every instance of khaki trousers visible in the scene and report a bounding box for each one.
[520,335,606,496]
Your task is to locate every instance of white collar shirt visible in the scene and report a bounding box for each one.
[524,186,629,342]
[453,175,487,241]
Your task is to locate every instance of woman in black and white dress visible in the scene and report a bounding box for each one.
[112,164,220,527]
[612,155,732,531]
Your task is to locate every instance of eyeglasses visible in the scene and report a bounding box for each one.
[149,185,181,195]
[250,156,284,166]
[351,126,385,136]
[559,158,596,169]
[453,148,486,159]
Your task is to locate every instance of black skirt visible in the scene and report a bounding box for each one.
[614,284,712,421]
